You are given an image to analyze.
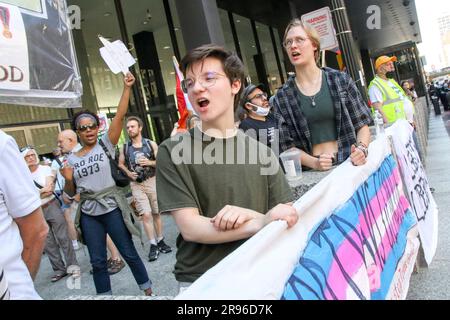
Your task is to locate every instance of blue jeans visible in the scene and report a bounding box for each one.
[80,208,151,295]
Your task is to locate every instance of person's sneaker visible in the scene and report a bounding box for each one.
[144,288,156,297]
[108,258,125,275]
[157,238,172,254]
[148,244,159,262]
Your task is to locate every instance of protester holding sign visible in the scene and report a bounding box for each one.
[60,73,154,296]
[271,19,372,171]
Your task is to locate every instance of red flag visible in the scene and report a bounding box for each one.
[175,72,190,129]
[173,56,195,129]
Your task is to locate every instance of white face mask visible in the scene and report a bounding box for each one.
[247,102,270,117]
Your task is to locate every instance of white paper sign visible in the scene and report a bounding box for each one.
[99,36,136,75]
[301,6,338,51]
[0,2,29,90]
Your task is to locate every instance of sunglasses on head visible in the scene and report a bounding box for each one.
[20,145,34,152]
[77,123,98,132]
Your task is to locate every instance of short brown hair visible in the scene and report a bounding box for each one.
[180,44,245,110]
[126,116,143,127]
[283,19,321,64]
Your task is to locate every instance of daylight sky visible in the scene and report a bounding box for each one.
[416,0,450,71]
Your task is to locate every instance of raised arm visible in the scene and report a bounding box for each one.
[108,73,136,145]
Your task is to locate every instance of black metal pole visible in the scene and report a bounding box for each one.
[269,27,285,84]
[251,20,270,92]
[163,0,181,61]
[330,0,367,100]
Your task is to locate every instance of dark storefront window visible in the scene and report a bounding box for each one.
[233,14,258,85]
[396,48,425,96]
[273,28,288,81]
[218,9,237,54]
[256,22,282,94]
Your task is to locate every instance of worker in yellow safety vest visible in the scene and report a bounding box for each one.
[368,56,415,125]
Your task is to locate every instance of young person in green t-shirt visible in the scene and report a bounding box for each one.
[155,45,298,293]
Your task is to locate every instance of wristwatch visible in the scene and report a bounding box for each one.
[356,142,368,157]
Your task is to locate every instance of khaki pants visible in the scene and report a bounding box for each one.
[42,199,78,275]
[130,176,159,215]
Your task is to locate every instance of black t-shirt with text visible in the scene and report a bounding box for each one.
[239,114,277,150]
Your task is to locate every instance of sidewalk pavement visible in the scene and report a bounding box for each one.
[407,110,450,299]
[34,110,450,300]
[34,213,179,299]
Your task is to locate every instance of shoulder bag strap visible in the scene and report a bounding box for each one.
[98,139,112,160]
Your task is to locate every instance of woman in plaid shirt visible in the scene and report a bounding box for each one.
[272,19,372,171]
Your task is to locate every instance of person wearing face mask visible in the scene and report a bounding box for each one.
[238,84,277,150]
[368,56,411,125]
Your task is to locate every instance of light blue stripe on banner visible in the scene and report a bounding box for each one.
[371,208,417,299]
[282,156,398,300]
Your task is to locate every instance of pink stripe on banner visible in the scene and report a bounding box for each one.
[323,169,407,299]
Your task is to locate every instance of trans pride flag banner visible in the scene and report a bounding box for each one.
[177,133,419,300]
[283,156,418,300]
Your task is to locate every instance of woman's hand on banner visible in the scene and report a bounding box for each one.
[350,144,367,166]
[266,203,298,228]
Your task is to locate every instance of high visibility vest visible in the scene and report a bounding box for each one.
[368,76,406,123]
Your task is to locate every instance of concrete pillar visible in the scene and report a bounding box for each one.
[174,0,225,51]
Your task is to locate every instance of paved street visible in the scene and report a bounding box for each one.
[34,106,450,300]
[34,213,179,299]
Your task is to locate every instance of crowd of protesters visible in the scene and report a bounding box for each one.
[1,17,431,299]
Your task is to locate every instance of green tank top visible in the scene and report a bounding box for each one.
[297,72,337,146]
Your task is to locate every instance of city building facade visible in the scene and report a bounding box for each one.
[0,0,423,156]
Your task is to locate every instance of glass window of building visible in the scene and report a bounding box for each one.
[274,28,288,81]
[169,0,186,58]
[218,9,237,54]
[68,0,124,114]
[233,14,258,85]
[120,0,183,142]
[255,22,282,94]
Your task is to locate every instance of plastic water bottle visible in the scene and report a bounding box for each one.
[279,148,302,186]
[374,110,385,137]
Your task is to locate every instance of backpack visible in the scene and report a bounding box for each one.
[124,139,156,179]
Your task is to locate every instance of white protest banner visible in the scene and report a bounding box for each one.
[387,120,438,265]
[177,136,419,300]
[0,0,82,108]
[301,6,338,51]
[0,2,29,90]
